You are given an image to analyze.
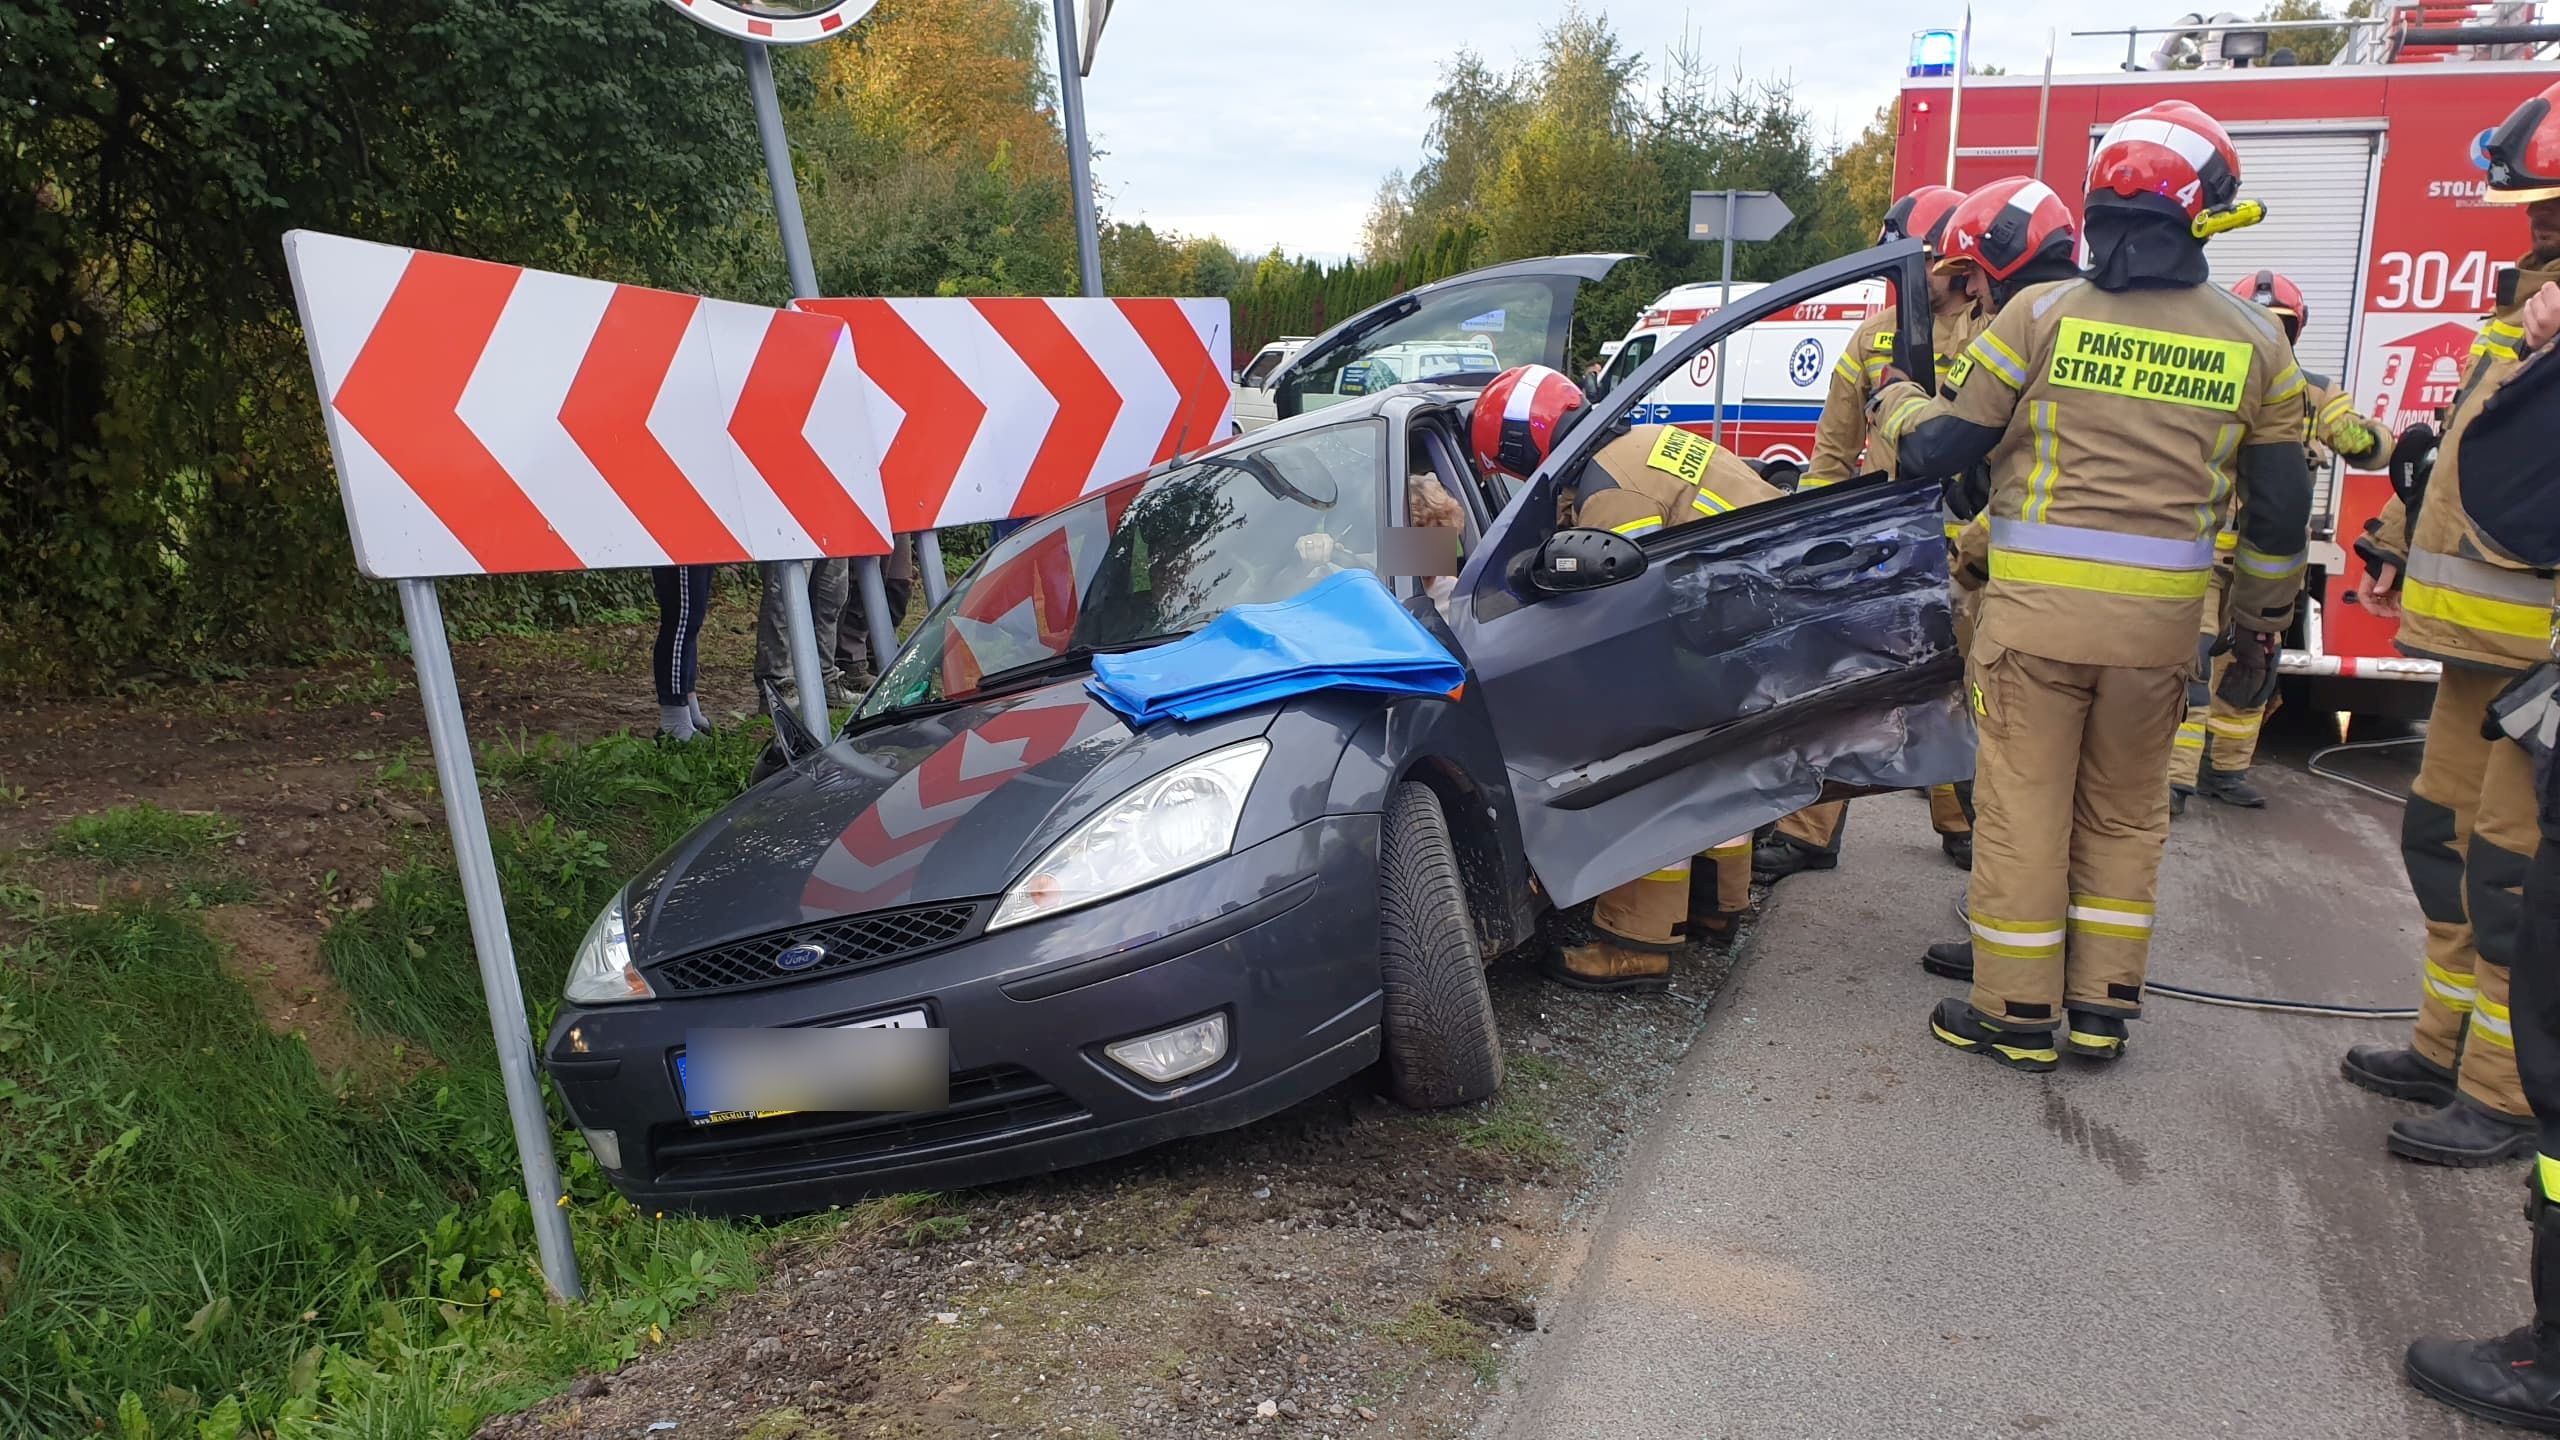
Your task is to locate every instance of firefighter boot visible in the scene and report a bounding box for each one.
[1921,940,1975,981]
[2341,1044,2459,1105]
[2389,1094,2538,1168]
[2200,766,2267,809]
[2405,1190,2560,1433]
[1942,832,1974,868]
[1541,939,1671,995]
[2065,1010,2128,1062]
[1751,832,1837,883]
[2169,784,2193,819]
[1928,997,2057,1073]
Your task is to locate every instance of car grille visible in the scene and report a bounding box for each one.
[649,902,981,995]
[650,1065,1087,1184]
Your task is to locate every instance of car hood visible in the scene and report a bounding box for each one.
[621,678,1269,965]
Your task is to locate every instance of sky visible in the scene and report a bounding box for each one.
[1072,0,2243,260]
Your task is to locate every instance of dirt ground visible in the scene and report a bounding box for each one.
[0,613,1771,1440]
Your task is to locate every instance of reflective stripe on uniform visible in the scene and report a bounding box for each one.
[2207,714,2261,740]
[2199,423,2240,540]
[1706,839,1752,859]
[2023,401,2061,522]
[1991,518,2218,571]
[1610,515,1665,537]
[1692,490,1734,517]
[1882,395,1931,439]
[2268,362,2308,405]
[2317,393,2354,427]
[2403,549,2554,640]
[2539,1153,2560,1205]
[2233,544,2307,581]
[1833,355,1864,385]
[1640,862,1692,883]
[2067,895,2155,942]
[2173,720,2207,751]
[1967,332,2029,389]
[2474,994,2517,1049]
[2425,958,2477,1013]
[1969,911,2064,960]
[2214,530,2239,553]
[1993,550,2214,599]
[2475,320,2526,364]
[1798,475,1840,489]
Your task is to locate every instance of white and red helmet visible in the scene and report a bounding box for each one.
[1472,364,1586,480]
[1935,178,2078,283]
[2485,79,2560,205]
[1880,184,1966,253]
[2088,99,2242,226]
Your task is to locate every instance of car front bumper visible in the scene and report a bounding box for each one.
[545,814,1383,1216]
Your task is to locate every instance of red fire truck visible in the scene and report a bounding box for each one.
[1893,4,2554,716]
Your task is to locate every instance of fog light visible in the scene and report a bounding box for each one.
[581,1128,623,1171]
[1105,1013,1230,1083]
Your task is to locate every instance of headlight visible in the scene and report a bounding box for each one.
[988,739,1271,931]
[564,892,655,1005]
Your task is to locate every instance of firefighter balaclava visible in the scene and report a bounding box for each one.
[2082,100,2245,291]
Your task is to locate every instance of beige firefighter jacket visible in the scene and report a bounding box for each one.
[1569,425,1784,537]
[1874,278,2310,670]
[1803,298,1988,489]
[2366,257,2558,673]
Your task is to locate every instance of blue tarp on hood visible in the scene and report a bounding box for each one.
[1086,570,1467,725]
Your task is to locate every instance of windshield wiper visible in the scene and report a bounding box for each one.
[973,631,1190,692]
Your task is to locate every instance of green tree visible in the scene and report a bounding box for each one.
[1,0,765,688]
[2258,0,2381,65]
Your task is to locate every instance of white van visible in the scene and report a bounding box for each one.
[1232,337,1311,432]
[1593,278,1889,482]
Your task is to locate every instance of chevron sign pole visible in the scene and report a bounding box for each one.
[286,228,900,1304]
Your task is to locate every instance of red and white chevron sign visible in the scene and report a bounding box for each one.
[794,296,1233,528]
[285,230,891,579]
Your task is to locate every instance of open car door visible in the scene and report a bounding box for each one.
[1444,240,1972,907]
[1267,254,1635,423]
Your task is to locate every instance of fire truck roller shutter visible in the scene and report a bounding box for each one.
[2089,125,2381,521]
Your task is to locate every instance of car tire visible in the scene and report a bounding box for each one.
[1377,781,1503,1109]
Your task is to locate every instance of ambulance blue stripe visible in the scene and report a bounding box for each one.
[1632,403,1828,424]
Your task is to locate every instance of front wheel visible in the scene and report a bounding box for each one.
[1377,781,1503,1108]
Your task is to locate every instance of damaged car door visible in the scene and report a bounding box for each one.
[1445,240,1974,907]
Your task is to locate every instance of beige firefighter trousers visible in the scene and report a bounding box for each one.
[1594,836,1755,947]
[1965,640,2189,1028]
[2405,665,2539,1117]
[2167,567,2270,789]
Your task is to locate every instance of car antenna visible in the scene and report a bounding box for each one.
[1168,320,1227,468]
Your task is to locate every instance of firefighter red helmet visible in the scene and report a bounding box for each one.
[2087,99,2242,224]
[1472,365,1586,480]
[1881,185,1965,251]
[2484,79,2560,205]
[2233,270,2308,340]
[1935,178,2078,283]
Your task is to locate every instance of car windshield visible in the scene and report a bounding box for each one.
[862,420,1390,716]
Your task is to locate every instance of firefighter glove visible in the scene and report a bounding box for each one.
[2214,626,2282,711]
[2351,518,2403,590]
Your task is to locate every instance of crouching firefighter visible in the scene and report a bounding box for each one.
[1467,363,1783,994]
[2401,117,2560,1420]
[1759,182,1985,881]
[2167,270,2385,814]
[1873,100,2314,1070]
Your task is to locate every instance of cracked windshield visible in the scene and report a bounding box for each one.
[864,420,1387,713]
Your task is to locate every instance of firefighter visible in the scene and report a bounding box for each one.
[1759,184,1984,881]
[1880,179,2093,986]
[2342,81,2560,1168]
[1871,100,2315,1069]
[1468,362,1782,993]
[2167,272,2387,815]
[2401,94,2560,1416]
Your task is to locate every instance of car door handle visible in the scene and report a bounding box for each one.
[1779,537,1899,582]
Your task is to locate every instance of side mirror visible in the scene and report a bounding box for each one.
[1530,527,1649,594]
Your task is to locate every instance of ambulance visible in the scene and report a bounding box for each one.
[1893,3,2557,715]
[1592,279,1889,490]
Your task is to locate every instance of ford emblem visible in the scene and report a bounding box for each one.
[773,942,827,973]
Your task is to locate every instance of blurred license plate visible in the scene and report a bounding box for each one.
[676,1008,933,1126]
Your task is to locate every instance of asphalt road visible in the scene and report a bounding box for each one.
[1490,734,2529,1440]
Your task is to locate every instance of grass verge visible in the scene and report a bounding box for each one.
[0,722,803,1439]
